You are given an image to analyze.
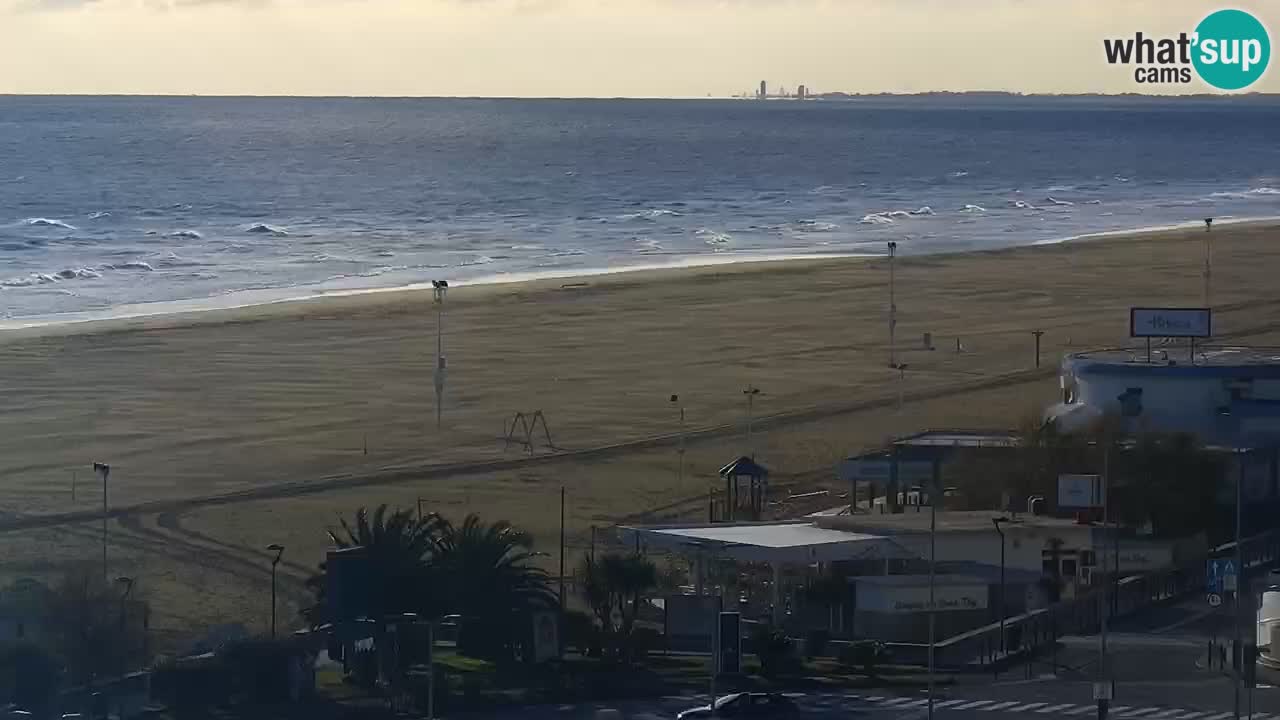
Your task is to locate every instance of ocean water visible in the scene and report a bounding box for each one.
[2,95,1279,324]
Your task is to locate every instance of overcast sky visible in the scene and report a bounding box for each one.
[2,0,1275,96]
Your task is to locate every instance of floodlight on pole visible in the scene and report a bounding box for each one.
[887,241,898,367]
[743,385,761,458]
[432,280,449,430]
[94,462,110,582]
[268,543,285,638]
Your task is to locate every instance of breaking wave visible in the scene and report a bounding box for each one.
[1209,187,1280,200]
[246,223,288,236]
[22,218,77,230]
[617,209,683,221]
[961,204,986,213]
[168,230,203,239]
[696,229,733,246]
[1046,197,1074,206]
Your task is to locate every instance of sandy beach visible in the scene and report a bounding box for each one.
[2,220,1280,648]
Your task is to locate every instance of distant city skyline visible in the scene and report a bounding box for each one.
[1,0,1275,97]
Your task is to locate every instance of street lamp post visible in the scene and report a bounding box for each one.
[1205,218,1214,309]
[268,544,285,638]
[743,386,761,458]
[887,241,898,367]
[1033,330,1045,369]
[892,363,908,412]
[1235,450,1246,720]
[993,517,1010,663]
[432,280,449,430]
[94,463,110,583]
[672,394,686,485]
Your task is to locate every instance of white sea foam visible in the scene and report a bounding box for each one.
[1046,197,1074,206]
[960,204,986,213]
[617,209,682,221]
[101,261,155,272]
[949,170,969,178]
[1046,185,1076,193]
[1210,187,1280,199]
[168,230,203,239]
[23,218,77,230]
[246,223,288,236]
[696,229,733,245]
[794,220,839,232]
[87,211,112,220]
[1012,200,1040,210]
[859,213,895,225]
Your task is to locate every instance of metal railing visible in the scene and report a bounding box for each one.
[885,529,1280,671]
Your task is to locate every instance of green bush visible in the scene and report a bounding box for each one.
[751,626,796,679]
[837,640,889,677]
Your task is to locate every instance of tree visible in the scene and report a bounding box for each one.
[431,513,557,662]
[304,504,443,625]
[579,552,658,662]
[43,569,149,685]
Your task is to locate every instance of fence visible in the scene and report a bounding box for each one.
[884,528,1280,671]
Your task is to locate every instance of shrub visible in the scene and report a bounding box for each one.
[837,640,889,677]
[751,626,796,679]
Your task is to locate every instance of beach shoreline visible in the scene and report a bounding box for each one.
[3,216,1277,341]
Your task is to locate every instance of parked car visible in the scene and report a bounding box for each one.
[675,693,799,718]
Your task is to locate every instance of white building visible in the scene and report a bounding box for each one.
[1049,346,1280,446]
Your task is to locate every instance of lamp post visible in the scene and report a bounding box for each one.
[892,363,908,412]
[743,385,761,458]
[887,241,898,367]
[1204,218,1214,309]
[1234,449,1246,720]
[115,575,134,680]
[993,516,1010,661]
[431,280,449,430]
[268,544,285,638]
[94,463,110,582]
[1033,330,1045,369]
[672,394,686,485]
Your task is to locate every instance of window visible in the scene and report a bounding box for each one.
[1062,559,1079,577]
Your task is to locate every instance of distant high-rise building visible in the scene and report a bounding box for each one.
[759,80,767,100]
[798,85,807,100]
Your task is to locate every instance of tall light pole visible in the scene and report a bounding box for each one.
[432,280,449,430]
[94,463,110,582]
[672,394,686,485]
[892,363,908,413]
[993,516,1010,661]
[1033,330,1045,369]
[743,385,761,458]
[1235,449,1246,720]
[887,241,898,367]
[268,544,285,638]
[927,460,939,720]
[1204,218,1214,310]
[1097,440,1112,719]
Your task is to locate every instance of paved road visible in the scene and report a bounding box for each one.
[466,683,1280,719]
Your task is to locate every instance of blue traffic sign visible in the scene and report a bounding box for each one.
[1207,558,1239,594]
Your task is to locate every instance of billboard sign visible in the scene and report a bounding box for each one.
[1130,307,1212,338]
[1058,474,1103,509]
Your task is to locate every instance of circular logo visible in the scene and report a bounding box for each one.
[1193,9,1271,90]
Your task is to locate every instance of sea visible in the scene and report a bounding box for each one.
[2,95,1279,325]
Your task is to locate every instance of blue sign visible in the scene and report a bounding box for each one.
[1207,558,1238,594]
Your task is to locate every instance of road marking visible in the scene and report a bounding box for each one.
[983,701,1024,711]
[865,696,885,701]
[1065,706,1099,716]
[1146,710,1189,719]
[934,700,968,708]
[1201,713,1234,720]
[1168,713,1212,720]
[1006,703,1049,712]
[952,700,996,710]
[1037,703,1079,713]
[897,699,931,708]
[879,697,919,706]
[1116,709,1161,718]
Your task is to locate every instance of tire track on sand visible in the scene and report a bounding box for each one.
[155,508,315,578]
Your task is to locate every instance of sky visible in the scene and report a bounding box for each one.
[1,0,1276,97]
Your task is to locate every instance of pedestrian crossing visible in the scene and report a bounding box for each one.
[801,693,1268,719]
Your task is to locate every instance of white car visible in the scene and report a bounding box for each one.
[675,692,799,719]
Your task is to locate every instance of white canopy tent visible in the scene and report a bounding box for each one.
[619,521,917,623]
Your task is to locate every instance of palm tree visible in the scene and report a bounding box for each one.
[431,513,557,661]
[304,505,443,625]
[579,552,658,661]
